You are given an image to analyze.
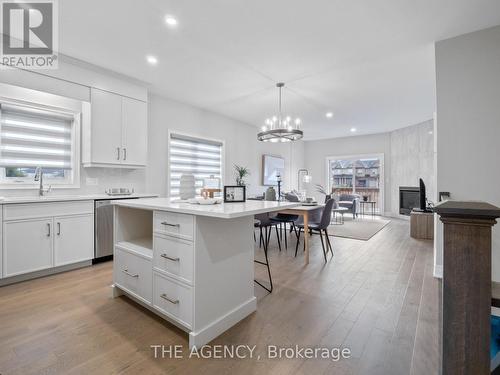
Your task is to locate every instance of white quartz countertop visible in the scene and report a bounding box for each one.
[0,193,158,204]
[112,197,301,219]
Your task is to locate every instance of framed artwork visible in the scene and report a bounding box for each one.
[224,185,246,202]
[262,154,284,186]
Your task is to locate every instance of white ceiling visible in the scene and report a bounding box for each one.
[59,0,500,140]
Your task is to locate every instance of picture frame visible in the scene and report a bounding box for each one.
[224,185,246,203]
[262,154,285,186]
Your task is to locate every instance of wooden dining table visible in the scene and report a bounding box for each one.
[278,204,324,265]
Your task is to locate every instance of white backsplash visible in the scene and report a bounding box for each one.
[0,166,147,198]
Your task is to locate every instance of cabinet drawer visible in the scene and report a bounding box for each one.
[153,211,194,240]
[153,235,193,284]
[153,272,193,327]
[3,200,94,221]
[114,247,152,304]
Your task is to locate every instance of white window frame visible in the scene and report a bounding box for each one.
[0,86,83,189]
[325,153,385,215]
[167,130,225,199]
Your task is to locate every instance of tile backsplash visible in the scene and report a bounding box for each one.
[0,167,147,198]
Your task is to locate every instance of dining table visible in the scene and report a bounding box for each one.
[278,204,325,265]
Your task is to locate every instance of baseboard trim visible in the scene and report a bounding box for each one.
[433,264,443,279]
[0,260,92,287]
[189,297,257,349]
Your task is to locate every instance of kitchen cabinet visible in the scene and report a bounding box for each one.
[121,97,148,166]
[82,88,147,168]
[88,88,122,165]
[54,214,94,267]
[3,218,53,277]
[2,201,94,279]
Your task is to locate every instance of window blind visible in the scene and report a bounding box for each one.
[0,104,73,169]
[169,134,222,197]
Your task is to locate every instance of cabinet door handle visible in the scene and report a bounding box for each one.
[47,223,51,237]
[123,148,127,160]
[160,253,180,262]
[160,293,179,304]
[57,222,61,236]
[161,222,180,228]
[117,147,120,160]
[122,269,139,278]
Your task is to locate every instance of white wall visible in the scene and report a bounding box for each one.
[0,62,304,199]
[303,121,434,216]
[0,61,148,197]
[390,120,435,216]
[146,94,304,197]
[303,133,392,211]
[435,25,500,281]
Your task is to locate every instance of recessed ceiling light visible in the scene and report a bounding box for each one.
[146,55,158,65]
[165,15,178,27]
[350,127,357,132]
[326,112,334,118]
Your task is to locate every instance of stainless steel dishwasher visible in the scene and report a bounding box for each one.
[94,200,114,263]
[94,198,139,263]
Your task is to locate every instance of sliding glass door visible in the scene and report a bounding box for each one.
[328,155,384,215]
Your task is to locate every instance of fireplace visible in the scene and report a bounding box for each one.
[399,186,420,215]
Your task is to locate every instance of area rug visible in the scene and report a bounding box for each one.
[327,217,390,241]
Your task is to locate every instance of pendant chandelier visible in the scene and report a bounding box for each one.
[257,82,303,142]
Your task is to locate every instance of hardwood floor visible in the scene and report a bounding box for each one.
[0,218,440,374]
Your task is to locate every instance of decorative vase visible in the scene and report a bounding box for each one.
[265,186,277,201]
[179,174,196,200]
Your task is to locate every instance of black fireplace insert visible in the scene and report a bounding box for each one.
[399,186,420,215]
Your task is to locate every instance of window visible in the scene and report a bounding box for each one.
[327,155,384,215]
[168,133,223,198]
[0,102,78,187]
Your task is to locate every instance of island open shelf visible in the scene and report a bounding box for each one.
[114,206,153,258]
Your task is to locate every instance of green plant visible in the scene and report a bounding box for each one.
[315,183,327,195]
[234,165,250,186]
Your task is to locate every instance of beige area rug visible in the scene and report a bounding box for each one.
[327,217,391,241]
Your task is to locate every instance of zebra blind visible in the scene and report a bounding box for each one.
[0,103,73,169]
[169,133,223,198]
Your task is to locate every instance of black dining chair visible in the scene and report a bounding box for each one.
[294,199,335,263]
[253,213,282,293]
[270,192,300,250]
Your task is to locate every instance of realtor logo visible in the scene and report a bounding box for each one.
[1,0,58,69]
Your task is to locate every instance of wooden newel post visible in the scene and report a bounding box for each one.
[434,201,500,375]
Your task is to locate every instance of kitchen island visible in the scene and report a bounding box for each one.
[111,198,299,348]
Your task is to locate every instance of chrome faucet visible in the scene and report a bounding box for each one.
[34,167,51,196]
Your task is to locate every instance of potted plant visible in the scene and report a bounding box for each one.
[234,165,250,186]
[315,184,331,203]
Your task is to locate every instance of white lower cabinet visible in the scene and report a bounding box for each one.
[114,247,152,304]
[153,272,193,328]
[3,218,53,277]
[2,201,94,279]
[54,214,94,267]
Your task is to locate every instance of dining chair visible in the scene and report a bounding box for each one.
[294,199,335,263]
[270,192,300,249]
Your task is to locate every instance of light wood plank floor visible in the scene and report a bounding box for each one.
[0,218,440,375]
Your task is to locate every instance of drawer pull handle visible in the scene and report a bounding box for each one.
[161,221,180,228]
[122,269,139,278]
[160,293,179,304]
[161,253,180,262]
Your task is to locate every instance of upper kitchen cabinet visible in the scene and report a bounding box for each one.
[122,97,148,166]
[82,88,148,168]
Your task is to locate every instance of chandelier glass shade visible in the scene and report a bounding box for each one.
[257,82,303,142]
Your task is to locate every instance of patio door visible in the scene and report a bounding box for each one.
[326,154,384,215]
